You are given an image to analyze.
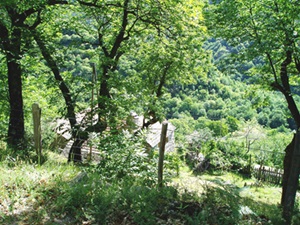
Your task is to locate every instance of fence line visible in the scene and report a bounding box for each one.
[252,165,283,185]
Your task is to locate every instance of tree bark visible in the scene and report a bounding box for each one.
[273,51,300,224]
[282,131,300,225]
[281,135,295,206]
[68,138,85,162]
[6,28,25,147]
[98,65,111,112]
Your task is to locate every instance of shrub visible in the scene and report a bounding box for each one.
[197,186,241,224]
[96,131,158,186]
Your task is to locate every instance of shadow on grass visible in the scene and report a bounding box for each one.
[0,181,79,225]
[1,162,295,225]
[1,212,77,225]
[188,169,288,225]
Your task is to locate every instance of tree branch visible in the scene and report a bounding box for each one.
[280,50,292,93]
[32,30,77,128]
[28,10,42,30]
[156,61,172,98]
[265,52,278,83]
[48,0,69,6]
[78,0,121,8]
[98,31,109,57]
[110,0,129,58]
[295,56,300,73]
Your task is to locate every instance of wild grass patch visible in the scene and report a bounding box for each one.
[0,150,299,225]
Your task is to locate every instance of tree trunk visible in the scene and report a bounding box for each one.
[97,65,111,114]
[68,137,85,162]
[282,131,300,225]
[32,31,77,127]
[272,51,300,224]
[281,135,295,206]
[6,28,25,147]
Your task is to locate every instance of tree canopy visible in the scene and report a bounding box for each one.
[205,1,300,224]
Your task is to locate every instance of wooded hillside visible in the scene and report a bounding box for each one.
[1,0,300,224]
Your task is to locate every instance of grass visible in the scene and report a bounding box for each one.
[172,166,294,224]
[0,151,299,225]
[0,151,81,224]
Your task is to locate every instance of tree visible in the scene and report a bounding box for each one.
[28,3,105,162]
[205,1,300,223]
[57,0,207,161]
[13,0,208,162]
[128,0,207,127]
[0,0,67,148]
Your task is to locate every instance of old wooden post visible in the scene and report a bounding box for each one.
[88,64,97,161]
[158,122,168,188]
[32,103,42,165]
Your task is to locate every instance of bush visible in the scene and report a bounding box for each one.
[117,185,178,225]
[96,131,158,186]
[187,138,251,174]
[55,173,204,225]
[200,140,232,172]
[197,186,241,224]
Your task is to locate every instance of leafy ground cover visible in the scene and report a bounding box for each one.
[0,151,299,225]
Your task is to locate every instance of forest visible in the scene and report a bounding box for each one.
[1,0,300,224]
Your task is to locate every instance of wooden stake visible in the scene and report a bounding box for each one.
[32,103,42,165]
[88,64,97,161]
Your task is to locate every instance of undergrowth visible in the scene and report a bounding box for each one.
[0,145,299,224]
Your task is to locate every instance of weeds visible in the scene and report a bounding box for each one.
[0,147,298,224]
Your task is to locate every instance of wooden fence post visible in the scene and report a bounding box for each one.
[32,103,42,165]
[88,64,97,161]
[158,122,168,188]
